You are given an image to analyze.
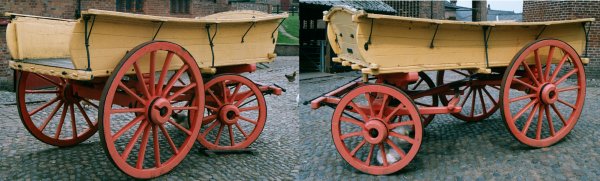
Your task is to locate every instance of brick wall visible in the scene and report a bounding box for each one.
[0,0,274,91]
[523,1,600,79]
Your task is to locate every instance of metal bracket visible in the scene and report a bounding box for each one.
[205,24,218,67]
[241,22,256,43]
[482,26,493,68]
[83,15,96,71]
[271,18,286,44]
[429,24,440,49]
[152,21,164,41]
[535,25,547,40]
[582,22,591,57]
[364,19,374,51]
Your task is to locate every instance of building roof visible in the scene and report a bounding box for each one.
[300,0,396,14]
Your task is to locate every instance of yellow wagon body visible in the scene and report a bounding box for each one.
[6,9,287,80]
[324,7,593,75]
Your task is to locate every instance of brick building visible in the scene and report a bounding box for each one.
[0,0,277,90]
[523,1,600,79]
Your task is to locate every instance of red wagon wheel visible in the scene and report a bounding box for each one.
[332,84,422,175]
[500,39,585,147]
[406,72,438,127]
[16,71,99,147]
[198,74,267,150]
[437,70,500,122]
[99,41,204,179]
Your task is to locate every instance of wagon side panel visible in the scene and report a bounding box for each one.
[327,10,368,67]
[7,17,74,60]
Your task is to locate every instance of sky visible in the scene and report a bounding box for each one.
[456,0,523,13]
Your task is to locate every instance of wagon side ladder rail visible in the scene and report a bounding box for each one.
[364,19,374,50]
[241,22,256,43]
[83,15,97,71]
[271,18,286,44]
[205,24,218,67]
[582,22,591,57]
[482,26,493,68]
[151,21,165,41]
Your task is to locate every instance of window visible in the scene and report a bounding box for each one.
[116,0,143,13]
[170,0,191,14]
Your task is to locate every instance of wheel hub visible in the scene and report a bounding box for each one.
[148,97,172,125]
[218,104,240,125]
[363,119,388,144]
[540,83,558,104]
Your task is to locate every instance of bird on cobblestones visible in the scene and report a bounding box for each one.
[285,71,296,82]
[376,125,412,165]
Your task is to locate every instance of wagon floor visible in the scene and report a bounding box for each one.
[21,58,77,70]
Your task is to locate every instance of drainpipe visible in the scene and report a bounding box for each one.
[430,0,433,19]
[75,0,82,19]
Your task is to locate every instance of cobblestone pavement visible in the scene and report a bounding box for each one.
[298,71,600,180]
[0,56,299,180]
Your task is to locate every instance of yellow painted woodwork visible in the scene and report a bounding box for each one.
[324,7,594,75]
[4,10,287,79]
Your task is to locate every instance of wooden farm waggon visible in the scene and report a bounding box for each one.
[6,9,287,178]
[308,6,593,175]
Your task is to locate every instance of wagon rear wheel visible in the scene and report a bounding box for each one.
[99,41,204,179]
[436,70,500,122]
[198,74,267,150]
[16,71,99,147]
[500,39,585,148]
[332,84,422,175]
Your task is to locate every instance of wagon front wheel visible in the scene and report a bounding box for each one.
[198,74,267,150]
[500,39,585,148]
[17,71,99,147]
[99,41,204,179]
[332,84,422,175]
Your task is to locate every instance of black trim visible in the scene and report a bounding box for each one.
[535,25,547,40]
[152,21,164,41]
[429,24,440,49]
[271,18,286,44]
[364,19,374,51]
[582,22,591,57]
[205,24,217,67]
[482,26,493,68]
[241,22,256,43]
[83,15,96,71]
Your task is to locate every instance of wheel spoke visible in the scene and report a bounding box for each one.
[365,144,374,166]
[536,104,544,140]
[70,104,77,139]
[33,73,61,87]
[557,99,576,109]
[25,89,58,94]
[544,105,555,136]
[112,115,145,140]
[512,99,538,122]
[75,102,95,128]
[510,94,536,103]
[229,83,242,103]
[118,82,146,105]
[482,87,498,105]
[470,88,476,117]
[168,119,192,135]
[521,62,541,86]
[163,65,189,96]
[28,97,59,116]
[550,104,568,126]
[133,62,151,98]
[235,123,248,138]
[203,114,217,123]
[207,89,223,106]
[111,108,145,114]
[172,106,198,110]
[544,46,555,81]
[386,139,407,158]
[239,115,257,124]
[234,90,254,107]
[239,106,259,112]
[460,88,473,108]
[201,119,220,137]
[149,51,156,96]
[159,124,179,154]
[412,78,424,90]
[221,81,229,104]
[557,86,579,92]
[451,69,469,77]
[550,54,569,82]
[389,132,416,144]
[512,78,538,91]
[157,52,174,95]
[136,124,151,169]
[38,101,63,131]
[228,125,235,146]
[54,104,68,139]
[166,83,196,101]
[121,121,148,159]
[534,49,544,81]
[81,99,98,109]
[377,94,389,118]
[520,102,539,134]
[350,140,366,156]
[478,89,487,114]
[383,104,405,123]
[153,125,161,167]
[340,131,361,140]
[206,105,219,112]
[340,116,364,128]
[553,69,578,85]
[348,101,370,121]
[214,124,224,144]
[379,143,388,166]
[388,120,414,129]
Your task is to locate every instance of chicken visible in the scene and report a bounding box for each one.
[285,71,296,82]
